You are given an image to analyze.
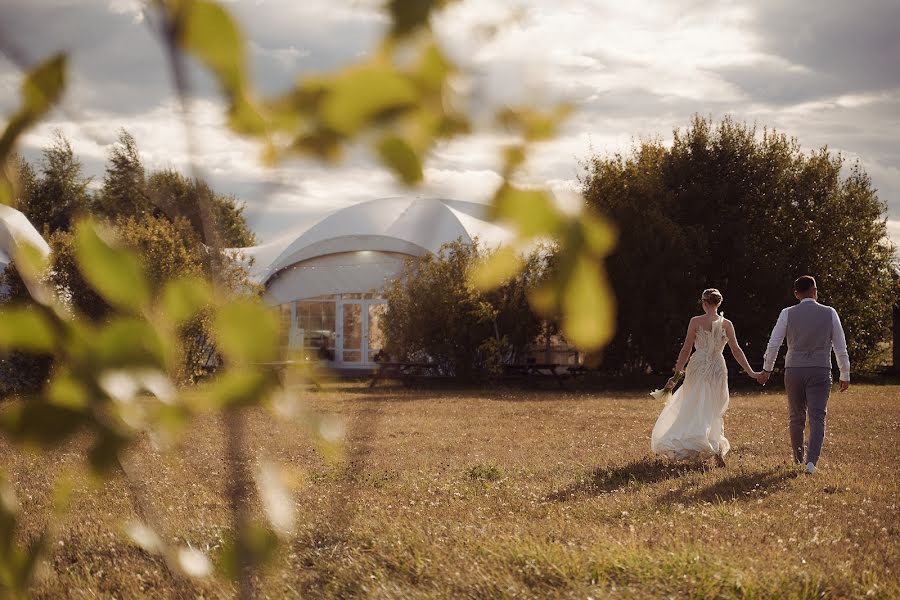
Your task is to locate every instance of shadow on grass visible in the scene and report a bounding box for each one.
[545,458,709,502]
[659,465,800,505]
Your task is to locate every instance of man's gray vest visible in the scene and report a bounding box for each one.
[785,301,834,369]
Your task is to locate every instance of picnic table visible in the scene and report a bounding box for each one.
[501,362,570,388]
[368,362,446,387]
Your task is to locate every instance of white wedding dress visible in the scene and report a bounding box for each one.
[651,314,731,460]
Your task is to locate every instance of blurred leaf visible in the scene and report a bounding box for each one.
[561,254,615,350]
[387,0,439,36]
[47,375,89,411]
[502,145,527,175]
[469,246,522,290]
[94,318,167,369]
[580,214,617,256]
[376,135,422,184]
[0,307,54,353]
[413,43,453,92]
[12,242,50,287]
[21,55,67,118]
[256,461,296,534]
[88,429,129,474]
[320,63,419,136]
[126,521,163,554]
[491,185,563,237]
[174,0,245,95]
[216,523,278,581]
[177,547,212,578]
[227,94,268,136]
[207,370,272,409]
[75,222,149,313]
[498,104,572,141]
[0,401,86,448]
[0,54,67,161]
[214,301,278,365]
[0,175,13,207]
[528,281,558,316]
[161,277,212,325]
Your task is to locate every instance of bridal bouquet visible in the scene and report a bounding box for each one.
[650,370,684,401]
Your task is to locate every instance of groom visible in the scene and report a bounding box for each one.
[757,276,850,474]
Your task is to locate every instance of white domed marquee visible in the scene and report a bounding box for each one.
[246,198,511,368]
[0,204,51,299]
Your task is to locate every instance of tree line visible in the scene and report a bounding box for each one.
[1,130,258,392]
[384,116,897,377]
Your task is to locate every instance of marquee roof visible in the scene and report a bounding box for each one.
[248,198,511,284]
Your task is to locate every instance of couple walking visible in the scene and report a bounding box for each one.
[651,276,851,474]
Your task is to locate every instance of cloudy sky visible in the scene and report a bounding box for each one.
[1,0,898,248]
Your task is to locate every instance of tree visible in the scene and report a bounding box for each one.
[147,169,256,248]
[382,240,545,381]
[95,131,257,248]
[23,131,91,234]
[94,129,150,220]
[582,115,897,373]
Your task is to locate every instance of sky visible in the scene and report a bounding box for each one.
[1,0,898,249]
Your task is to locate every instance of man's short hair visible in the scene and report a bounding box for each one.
[794,275,817,294]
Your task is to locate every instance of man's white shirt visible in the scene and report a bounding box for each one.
[762,298,851,382]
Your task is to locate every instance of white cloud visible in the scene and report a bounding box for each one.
[2,0,897,249]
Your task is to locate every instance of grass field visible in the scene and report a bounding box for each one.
[3,382,899,598]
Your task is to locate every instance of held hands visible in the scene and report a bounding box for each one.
[839,380,850,392]
[755,371,771,386]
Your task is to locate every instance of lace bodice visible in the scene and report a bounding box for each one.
[693,315,727,354]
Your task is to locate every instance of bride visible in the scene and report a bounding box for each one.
[651,288,760,466]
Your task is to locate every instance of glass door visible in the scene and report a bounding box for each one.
[338,301,363,364]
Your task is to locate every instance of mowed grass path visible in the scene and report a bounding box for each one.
[4,383,899,598]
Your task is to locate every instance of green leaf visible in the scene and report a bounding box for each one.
[47,374,90,411]
[161,277,212,325]
[12,241,50,286]
[491,185,564,237]
[498,104,572,141]
[0,53,67,162]
[580,214,617,256]
[0,307,55,353]
[561,254,615,350]
[387,0,445,37]
[75,222,149,313]
[88,428,129,475]
[469,246,522,290]
[214,300,278,365]
[376,135,423,184]
[320,63,419,136]
[216,523,279,581]
[413,43,453,92]
[0,173,13,207]
[94,318,167,370]
[0,401,86,449]
[175,0,246,95]
[206,370,272,409]
[21,54,67,118]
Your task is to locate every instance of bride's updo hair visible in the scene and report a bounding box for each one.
[701,288,723,306]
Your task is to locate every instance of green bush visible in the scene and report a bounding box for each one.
[381,240,548,381]
[582,115,897,373]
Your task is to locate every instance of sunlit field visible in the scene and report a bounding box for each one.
[3,383,898,599]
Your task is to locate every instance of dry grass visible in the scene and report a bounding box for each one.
[3,382,899,598]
